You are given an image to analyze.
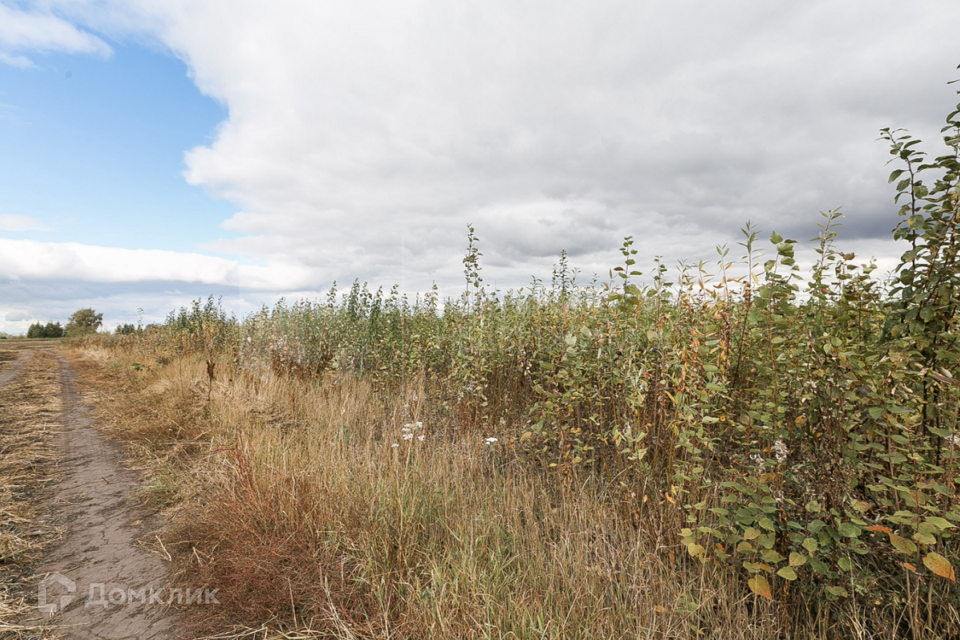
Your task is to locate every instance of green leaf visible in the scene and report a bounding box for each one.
[777,567,798,581]
[913,531,937,546]
[758,533,776,549]
[889,533,918,554]
[770,231,783,244]
[742,527,761,541]
[809,557,830,575]
[824,586,849,599]
[926,517,956,531]
[789,552,807,567]
[888,405,913,415]
[762,549,785,563]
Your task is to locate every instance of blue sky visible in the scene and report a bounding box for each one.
[0,44,233,252]
[1,1,959,333]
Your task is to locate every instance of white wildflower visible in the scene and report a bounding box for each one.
[403,433,414,441]
[773,439,789,463]
[391,443,399,448]
[749,453,765,467]
[484,437,499,446]
[417,435,425,442]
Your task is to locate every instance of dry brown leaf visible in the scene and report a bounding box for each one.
[748,574,772,600]
[923,553,956,581]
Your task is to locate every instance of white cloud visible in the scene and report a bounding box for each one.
[0,238,317,290]
[78,2,957,275]
[0,2,111,64]
[4,310,32,322]
[0,214,49,231]
[2,0,957,331]
[0,51,35,68]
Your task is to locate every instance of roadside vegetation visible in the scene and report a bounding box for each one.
[64,79,960,638]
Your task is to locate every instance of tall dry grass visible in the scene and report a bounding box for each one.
[69,339,929,640]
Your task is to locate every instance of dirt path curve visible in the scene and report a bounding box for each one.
[18,352,182,639]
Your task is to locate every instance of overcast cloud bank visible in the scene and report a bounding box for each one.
[1,0,959,331]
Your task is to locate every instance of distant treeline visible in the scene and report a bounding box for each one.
[26,322,64,338]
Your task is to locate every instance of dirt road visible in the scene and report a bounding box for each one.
[5,346,182,639]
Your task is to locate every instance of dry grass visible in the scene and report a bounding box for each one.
[0,347,65,639]
[65,331,960,639]
[66,343,814,640]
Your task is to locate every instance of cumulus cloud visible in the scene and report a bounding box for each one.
[2,0,959,331]
[0,2,111,64]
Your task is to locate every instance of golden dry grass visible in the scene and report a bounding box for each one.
[0,348,65,639]
[64,345,779,639]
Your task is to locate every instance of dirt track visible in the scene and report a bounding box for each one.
[0,351,33,388]
[9,348,181,639]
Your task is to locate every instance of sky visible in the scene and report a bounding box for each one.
[1,0,959,332]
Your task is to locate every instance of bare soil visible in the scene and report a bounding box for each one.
[9,349,182,639]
